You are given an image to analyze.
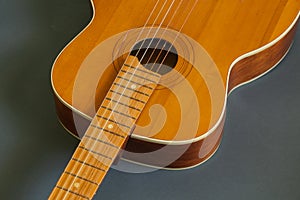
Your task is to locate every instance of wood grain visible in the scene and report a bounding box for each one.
[51,0,300,169]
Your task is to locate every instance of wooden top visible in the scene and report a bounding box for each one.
[51,0,300,141]
[53,0,300,105]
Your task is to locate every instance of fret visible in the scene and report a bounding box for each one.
[55,186,90,200]
[78,145,113,161]
[116,75,154,90]
[109,89,146,104]
[79,143,117,161]
[56,174,97,193]
[71,158,106,172]
[118,63,160,85]
[108,89,146,104]
[99,106,137,120]
[113,82,150,97]
[101,98,141,127]
[123,64,161,78]
[90,124,126,138]
[84,134,119,149]
[120,69,157,84]
[102,92,145,114]
[67,158,106,175]
[72,142,114,171]
[105,97,142,112]
[98,113,131,129]
[64,171,98,186]
[55,162,100,199]
[64,157,107,185]
[81,136,122,159]
[105,92,145,110]
[91,112,132,133]
[85,123,127,151]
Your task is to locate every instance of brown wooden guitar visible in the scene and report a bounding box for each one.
[49,0,300,199]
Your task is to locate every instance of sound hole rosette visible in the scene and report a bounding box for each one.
[112,27,194,89]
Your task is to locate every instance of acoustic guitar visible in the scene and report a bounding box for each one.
[49,0,300,199]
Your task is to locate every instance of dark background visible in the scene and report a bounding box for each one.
[0,0,299,199]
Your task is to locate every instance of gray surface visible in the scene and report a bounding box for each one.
[0,1,299,199]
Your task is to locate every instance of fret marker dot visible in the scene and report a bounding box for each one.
[108,124,114,129]
[131,84,137,89]
[73,182,80,189]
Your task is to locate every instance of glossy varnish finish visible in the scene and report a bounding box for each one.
[51,0,299,176]
[52,0,299,169]
[228,18,299,92]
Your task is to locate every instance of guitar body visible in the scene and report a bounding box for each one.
[51,0,300,170]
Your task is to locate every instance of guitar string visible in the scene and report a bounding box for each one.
[142,0,184,71]
[85,0,180,177]
[126,0,177,69]
[95,0,199,174]
[58,0,171,198]
[73,2,197,198]
[100,0,199,170]
[58,1,164,198]
[88,0,197,186]
[82,0,177,185]
[60,0,198,198]
[123,0,199,136]
[150,0,199,74]
[78,0,179,194]
[63,0,197,198]
[113,0,166,67]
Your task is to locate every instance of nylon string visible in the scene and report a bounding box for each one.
[60,0,199,198]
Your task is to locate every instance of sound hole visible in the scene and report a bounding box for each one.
[130,38,178,75]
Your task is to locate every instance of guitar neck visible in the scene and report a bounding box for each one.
[49,56,160,199]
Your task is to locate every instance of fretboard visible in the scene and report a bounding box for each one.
[49,56,161,200]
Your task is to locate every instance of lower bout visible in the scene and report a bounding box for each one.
[53,94,226,169]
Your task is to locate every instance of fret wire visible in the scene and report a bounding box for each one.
[113,82,150,97]
[71,158,106,172]
[64,171,98,186]
[116,75,154,90]
[81,127,124,159]
[90,124,126,138]
[122,66,161,85]
[95,114,132,129]
[123,64,161,78]
[99,106,137,120]
[70,144,112,184]
[65,156,108,193]
[120,69,157,84]
[56,161,100,200]
[72,149,107,173]
[84,134,119,149]
[76,144,116,171]
[72,141,114,168]
[104,94,144,116]
[56,186,90,200]
[78,145,113,160]
[87,118,131,157]
[105,97,143,112]
[109,89,147,104]
[72,143,116,171]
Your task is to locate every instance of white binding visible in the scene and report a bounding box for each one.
[51,3,300,146]
[57,116,220,170]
